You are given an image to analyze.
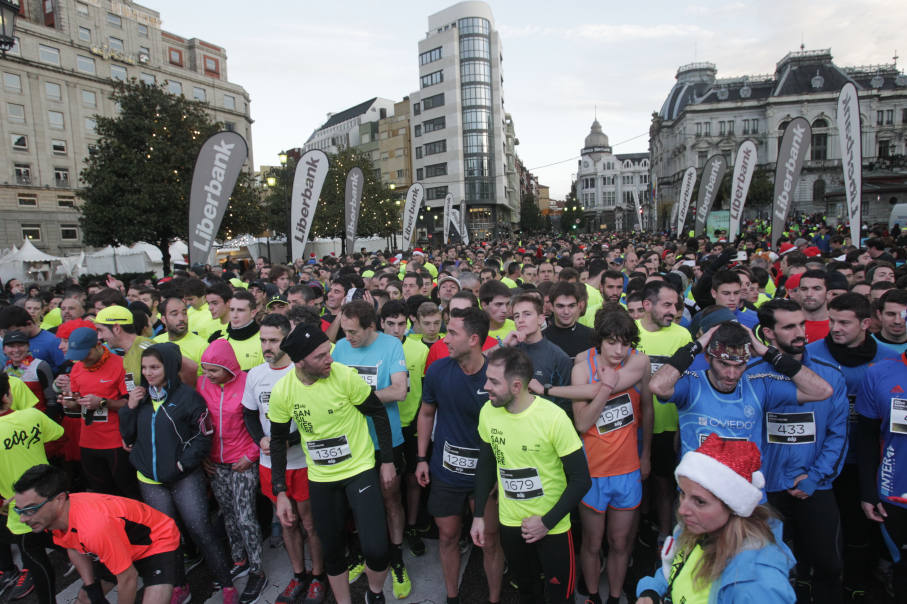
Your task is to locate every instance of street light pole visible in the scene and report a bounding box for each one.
[279,153,290,263]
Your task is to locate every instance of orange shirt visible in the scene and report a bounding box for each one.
[52,493,180,575]
[580,348,642,477]
[68,352,128,450]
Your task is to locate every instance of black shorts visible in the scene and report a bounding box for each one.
[427,480,473,518]
[651,431,678,478]
[94,549,180,587]
[374,444,406,476]
[401,423,419,474]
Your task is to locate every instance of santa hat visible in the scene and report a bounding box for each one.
[412,248,425,257]
[778,242,796,255]
[675,433,764,517]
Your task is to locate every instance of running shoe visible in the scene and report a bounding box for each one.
[303,576,326,604]
[170,583,192,604]
[390,562,412,599]
[364,589,386,604]
[239,571,267,604]
[230,559,250,581]
[348,553,365,583]
[404,526,426,557]
[0,570,18,598]
[10,569,34,600]
[276,576,307,603]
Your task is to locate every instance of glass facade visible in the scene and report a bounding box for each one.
[457,17,495,204]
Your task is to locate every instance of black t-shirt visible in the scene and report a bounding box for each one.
[517,338,574,418]
[543,322,594,360]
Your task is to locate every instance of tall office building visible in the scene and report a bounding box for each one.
[0,0,252,254]
[410,1,516,240]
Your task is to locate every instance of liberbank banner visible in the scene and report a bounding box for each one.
[401,183,424,250]
[291,150,329,261]
[443,192,454,244]
[728,139,757,242]
[837,83,862,247]
[676,167,697,235]
[344,167,364,255]
[694,154,727,237]
[771,117,811,248]
[188,132,248,265]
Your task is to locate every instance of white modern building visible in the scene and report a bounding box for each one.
[0,0,253,254]
[650,49,907,229]
[409,1,517,240]
[302,97,397,154]
[575,119,650,231]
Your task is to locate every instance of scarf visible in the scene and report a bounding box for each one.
[84,348,112,372]
[4,355,33,377]
[823,333,877,367]
[226,320,259,342]
[149,385,168,403]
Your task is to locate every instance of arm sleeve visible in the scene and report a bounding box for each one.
[356,391,394,463]
[855,414,882,505]
[269,419,291,495]
[243,406,265,443]
[541,449,591,529]
[473,441,497,518]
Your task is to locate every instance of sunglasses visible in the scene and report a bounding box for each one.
[13,496,54,517]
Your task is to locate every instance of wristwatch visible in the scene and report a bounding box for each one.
[98,399,108,409]
[543,384,552,397]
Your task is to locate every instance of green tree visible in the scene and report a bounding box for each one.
[519,193,543,233]
[79,80,264,274]
[561,181,584,233]
[263,147,400,254]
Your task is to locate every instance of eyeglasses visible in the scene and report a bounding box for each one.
[13,497,53,517]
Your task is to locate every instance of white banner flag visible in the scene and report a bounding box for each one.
[837,83,862,247]
[290,150,329,261]
[729,140,758,242]
[631,189,643,231]
[442,193,454,244]
[460,199,469,245]
[401,183,424,251]
[676,167,697,235]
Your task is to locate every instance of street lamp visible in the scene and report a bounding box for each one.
[0,0,19,53]
[279,153,291,263]
[264,176,277,261]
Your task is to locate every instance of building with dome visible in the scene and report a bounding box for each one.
[575,119,650,231]
[649,49,907,231]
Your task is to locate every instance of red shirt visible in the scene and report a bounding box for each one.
[69,351,128,449]
[424,335,498,373]
[52,493,180,575]
[805,319,830,343]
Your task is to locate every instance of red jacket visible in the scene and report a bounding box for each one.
[197,340,258,464]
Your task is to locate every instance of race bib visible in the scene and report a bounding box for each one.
[848,394,858,425]
[306,435,352,465]
[595,393,635,434]
[442,441,478,475]
[890,398,907,435]
[351,365,378,390]
[124,372,136,392]
[499,467,544,500]
[83,405,108,423]
[766,412,816,444]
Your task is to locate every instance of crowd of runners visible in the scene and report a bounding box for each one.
[2,218,907,603]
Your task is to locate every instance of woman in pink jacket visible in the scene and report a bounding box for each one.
[198,339,266,602]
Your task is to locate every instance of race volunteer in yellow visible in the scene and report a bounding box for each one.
[471,348,590,604]
[267,324,395,604]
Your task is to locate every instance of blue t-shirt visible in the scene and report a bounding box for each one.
[856,354,907,509]
[807,338,900,463]
[735,307,759,329]
[28,329,64,375]
[670,368,798,457]
[873,334,907,355]
[422,356,489,489]
[332,332,406,449]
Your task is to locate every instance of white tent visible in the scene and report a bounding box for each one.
[81,240,189,277]
[0,240,62,283]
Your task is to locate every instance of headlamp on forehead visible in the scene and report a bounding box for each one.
[706,340,750,364]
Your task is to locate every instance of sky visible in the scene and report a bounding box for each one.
[149,0,906,199]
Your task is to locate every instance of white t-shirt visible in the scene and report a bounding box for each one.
[242,362,307,469]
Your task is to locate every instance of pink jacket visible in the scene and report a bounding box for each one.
[197,339,259,464]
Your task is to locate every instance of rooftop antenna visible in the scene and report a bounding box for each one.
[894,50,899,68]
[800,32,805,51]
[594,105,597,121]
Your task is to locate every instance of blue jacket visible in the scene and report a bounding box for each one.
[637,518,795,603]
[747,350,849,494]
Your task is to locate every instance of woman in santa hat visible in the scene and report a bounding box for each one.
[636,433,796,603]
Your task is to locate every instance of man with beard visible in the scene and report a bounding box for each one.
[601,270,625,305]
[806,292,900,597]
[151,297,206,371]
[751,299,847,604]
[796,270,830,343]
[872,289,907,353]
[633,281,692,547]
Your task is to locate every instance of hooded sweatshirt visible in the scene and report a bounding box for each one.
[119,343,212,484]
[198,339,259,464]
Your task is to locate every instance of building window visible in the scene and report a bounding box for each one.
[811,133,827,161]
[641,174,649,184]
[167,80,182,95]
[419,47,442,65]
[108,36,124,52]
[14,164,31,184]
[414,125,421,137]
[703,122,711,136]
[877,111,884,126]
[193,87,207,102]
[695,122,702,137]
[623,174,634,185]
[45,81,61,100]
[21,224,41,241]
[413,103,420,116]
[58,196,75,207]
[77,56,95,74]
[902,109,907,124]
[85,117,97,133]
[425,163,447,177]
[460,60,490,83]
[54,168,70,187]
[7,102,25,123]
[742,119,750,135]
[76,2,89,16]
[421,70,443,88]
[48,110,64,129]
[463,132,488,153]
[17,195,37,207]
[879,140,891,158]
[223,95,235,110]
[463,108,491,130]
[137,23,148,37]
[110,65,127,81]
[457,17,490,35]
[426,186,448,200]
[3,72,21,92]
[422,93,444,110]
[415,147,423,160]
[460,36,490,60]
[39,44,61,65]
[224,122,235,132]
[719,121,726,135]
[139,73,155,85]
[396,169,404,178]
[78,26,91,42]
[423,116,445,133]
[416,168,424,180]
[424,140,447,156]
[813,179,826,202]
[168,48,183,66]
[81,89,97,107]
[727,120,734,135]
[203,56,220,76]
[51,139,67,154]
[107,12,122,27]
[61,224,79,240]
[751,119,758,134]
[139,45,150,58]
[11,134,28,150]
[885,109,894,125]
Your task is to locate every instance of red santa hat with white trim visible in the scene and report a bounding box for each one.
[675,433,765,517]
